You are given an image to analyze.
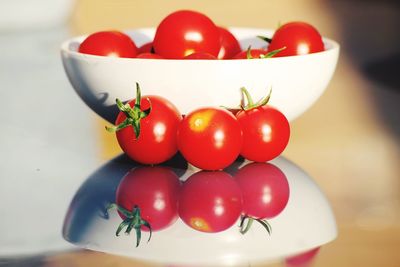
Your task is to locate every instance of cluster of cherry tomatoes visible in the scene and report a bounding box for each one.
[79,10,325,60]
[106,83,290,171]
[109,162,290,246]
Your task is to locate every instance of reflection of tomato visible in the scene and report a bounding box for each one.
[218,27,241,59]
[235,162,289,219]
[177,107,243,170]
[179,171,242,233]
[285,247,320,267]
[153,10,220,59]
[236,105,290,162]
[116,166,181,231]
[110,84,182,165]
[268,22,324,57]
[78,31,138,58]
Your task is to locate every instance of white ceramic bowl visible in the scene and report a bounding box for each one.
[61,28,339,122]
[63,156,337,266]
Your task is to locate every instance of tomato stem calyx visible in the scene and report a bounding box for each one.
[239,215,272,235]
[257,35,272,43]
[245,46,286,59]
[240,86,272,111]
[105,82,152,139]
[107,203,152,247]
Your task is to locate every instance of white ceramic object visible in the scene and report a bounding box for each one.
[61,28,339,123]
[63,156,337,266]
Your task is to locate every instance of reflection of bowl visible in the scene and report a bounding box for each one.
[63,155,337,266]
[61,28,339,123]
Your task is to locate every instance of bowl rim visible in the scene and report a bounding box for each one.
[60,26,340,62]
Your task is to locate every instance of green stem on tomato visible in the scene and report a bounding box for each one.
[257,35,272,43]
[105,82,152,139]
[239,215,272,236]
[240,87,272,111]
[108,203,152,247]
[260,46,286,59]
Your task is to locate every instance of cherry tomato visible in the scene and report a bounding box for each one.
[236,105,290,162]
[153,10,220,59]
[285,247,320,267]
[268,22,324,57]
[116,166,181,231]
[177,107,243,170]
[110,85,182,165]
[218,27,241,59]
[136,52,164,59]
[78,30,138,58]
[137,42,154,54]
[179,171,242,233]
[184,52,217,59]
[233,48,267,59]
[235,162,290,219]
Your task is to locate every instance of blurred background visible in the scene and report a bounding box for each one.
[0,0,399,266]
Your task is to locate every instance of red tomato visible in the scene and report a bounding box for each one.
[268,22,324,57]
[236,105,290,162]
[153,10,220,59]
[218,27,241,59]
[179,171,242,233]
[285,247,320,267]
[116,166,181,231]
[184,52,217,59]
[233,48,267,59]
[235,162,290,219]
[177,107,243,170]
[137,42,154,54]
[110,85,182,165]
[136,52,164,59]
[78,30,138,58]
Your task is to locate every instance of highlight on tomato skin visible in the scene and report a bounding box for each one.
[78,30,138,58]
[178,171,243,233]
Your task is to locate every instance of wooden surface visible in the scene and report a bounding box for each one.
[5,0,398,266]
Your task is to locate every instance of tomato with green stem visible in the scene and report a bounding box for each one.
[106,83,182,165]
[233,46,286,59]
[78,31,138,58]
[108,166,181,247]
[235,162,290,235]
[235,87,290,162]
[179,171,242,233]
